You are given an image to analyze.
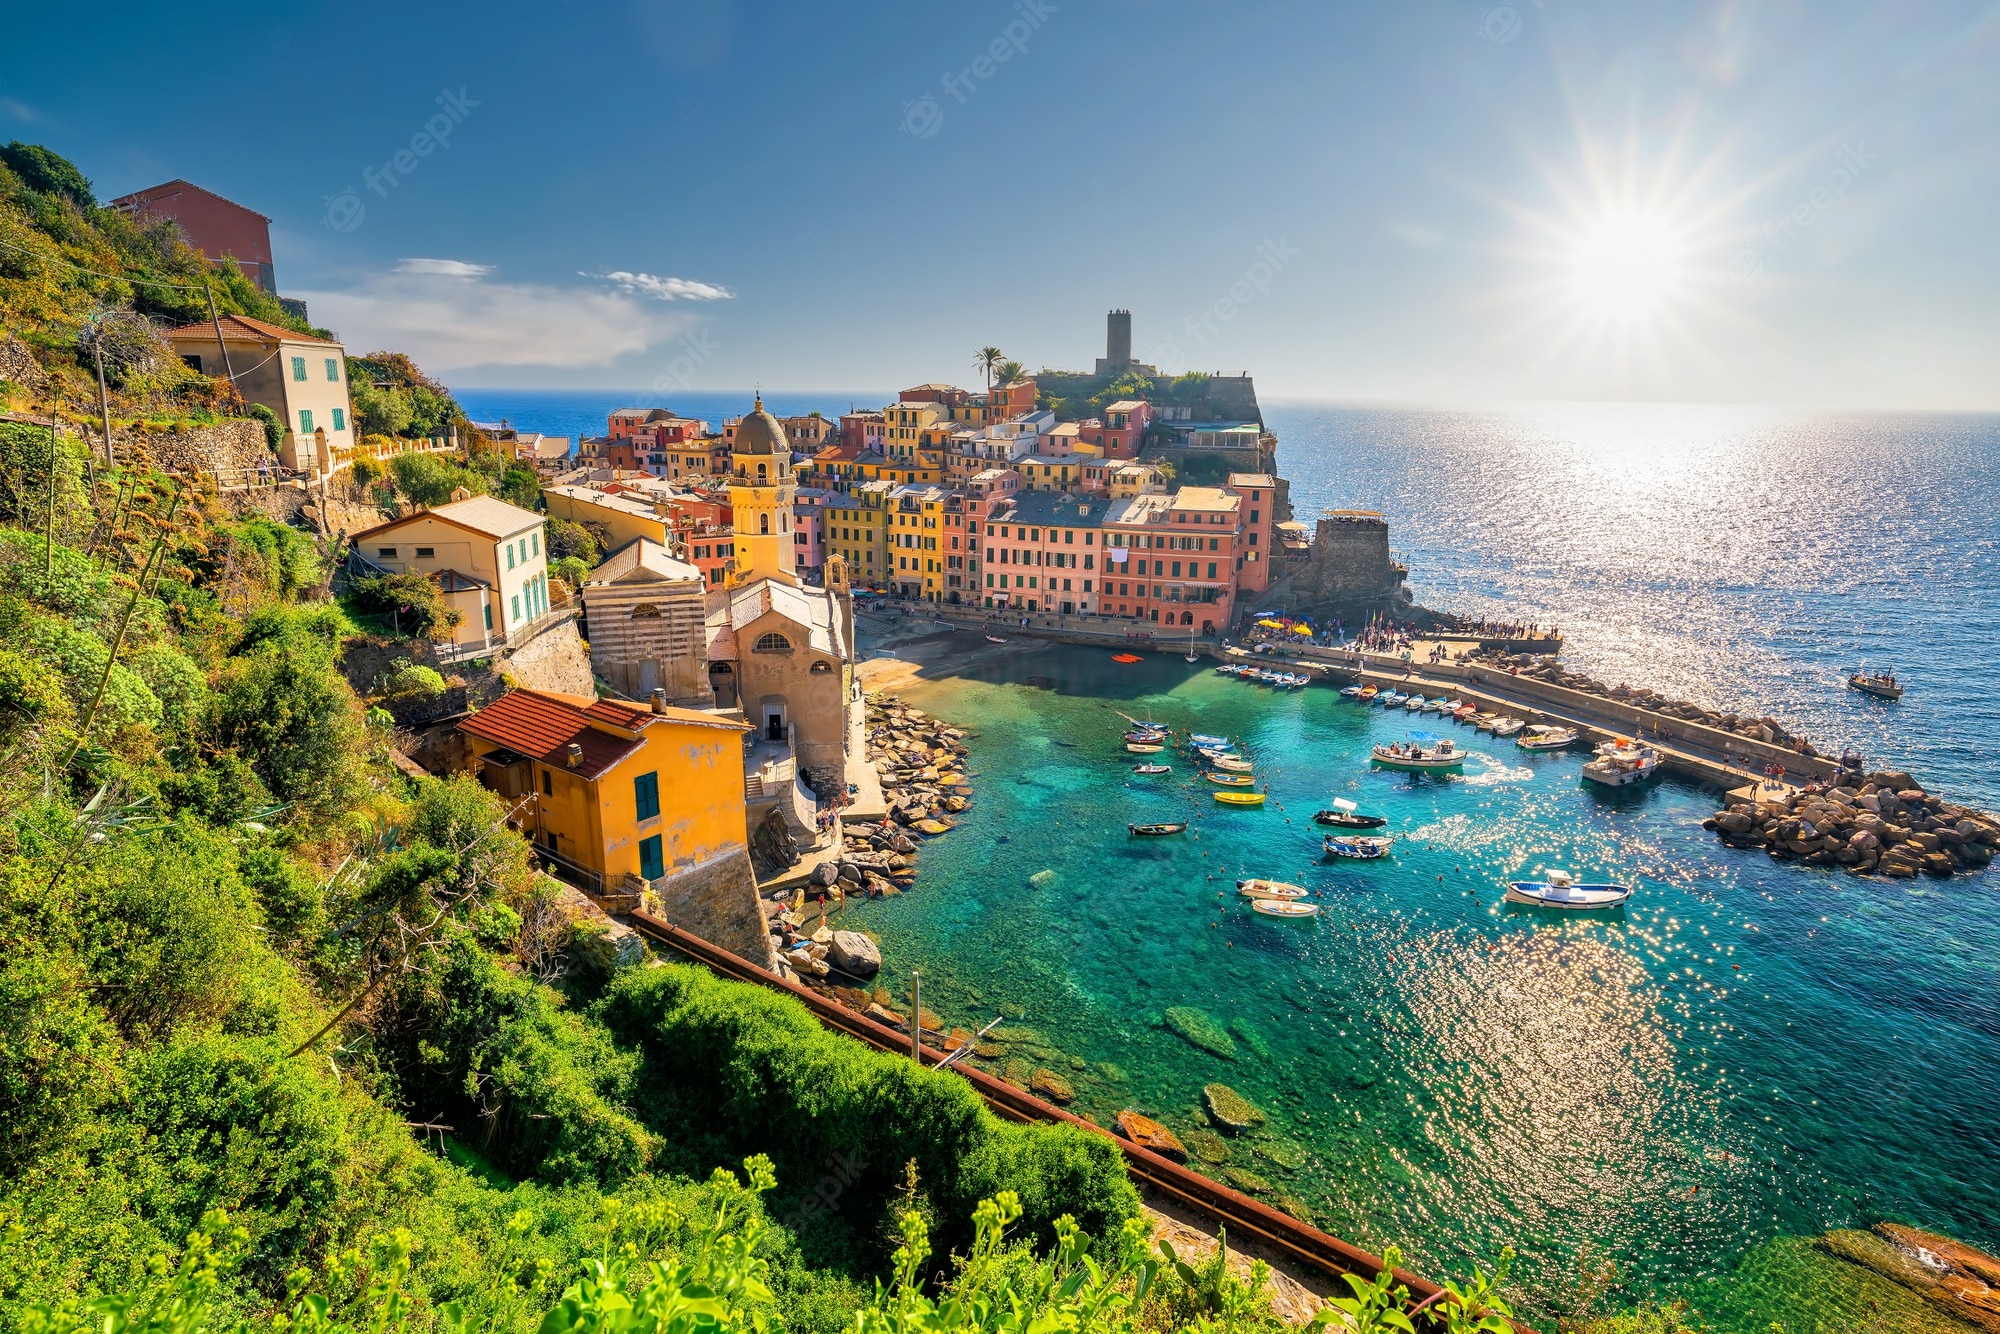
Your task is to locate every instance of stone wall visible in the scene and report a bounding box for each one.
[648,847,776,971]
[124,418,270,477]
[580,577,710,704]
[492,617,594,697]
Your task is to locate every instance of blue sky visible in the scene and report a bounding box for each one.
[7,1,1998,407]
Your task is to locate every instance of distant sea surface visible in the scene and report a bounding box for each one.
[473,391,2000,1327]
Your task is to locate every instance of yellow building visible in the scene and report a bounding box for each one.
[544,483,673,550]
[725,396,798,588]
[887,483,952,600]
[351,493,552,654]
[882,400,947,463]
[460,688,752,892]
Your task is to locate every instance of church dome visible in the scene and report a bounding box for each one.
[734,395,789,456]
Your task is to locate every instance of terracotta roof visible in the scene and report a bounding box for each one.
[112,179,271,222]
[354,495,544,543]
[163,313,338,345]
[460,688,746,781]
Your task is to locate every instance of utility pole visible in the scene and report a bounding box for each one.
[203,280,238,390]
[92,337,114,467]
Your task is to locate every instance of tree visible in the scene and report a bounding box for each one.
[546,518,602,565]
[996,359,1026,388]
[974,346,1006,396]
[349,570,462,639]
[0,142,96,207]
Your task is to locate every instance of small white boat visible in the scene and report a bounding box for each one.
[1403,696,1425,711]
[1422,697,1451,713]
[1504,869,1633,909]
[1213,756,1255,773]
[1517,725,1578,751]
[1369,738,1464,773]
[1250,899,1319,919]
[1189,733,1231,747]
[1340,686,1365,698]
[1491,717,1525,738]
[1125,742,1165,754]
[1324,835,1394,860]
[985,635,1007,643]
[1379,691,1408,707]
[1237,878,1309,899]
[1473,713,1500,731]
[1582,740,1661,787]
[1847,666,1902,700]
[1133,763,1172,775]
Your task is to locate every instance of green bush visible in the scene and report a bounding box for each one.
[545,519,601,565]
[387,453,486,507]
[212,606,363,814]
[382,662,448,701]
[349,570,462,639]
[602,963,1138,1269]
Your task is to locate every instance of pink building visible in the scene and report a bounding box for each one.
[793,487,831,574]
[1099,487,1243,635]
[978,491,1111,615]
[1225,473,1277,598]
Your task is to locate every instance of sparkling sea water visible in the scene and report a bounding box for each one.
[473,390,2000,1326]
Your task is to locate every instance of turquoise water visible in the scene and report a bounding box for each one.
[846,652,2000,1325]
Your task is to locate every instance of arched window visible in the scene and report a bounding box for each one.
[759,513,770,535]
[757,462,768,480]
[753,632,792,653]
[630,603,661,619]
[809,660,834,674]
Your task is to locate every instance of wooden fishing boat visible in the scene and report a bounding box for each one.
[1213,756,1255,773]
[1491,717,1525,737]
[1324,834,1394,859]
[1128,822,1188,837]
[1132,763,1173,775]
[1357,685,1380,701]
[1369,738,1464,772]
[1504,869,1633,909]
[1516,724,1578,751]
[1250,899,1320,919]
[1213,791,1267,806]
[1847,669,1902,700]
[1188,733,1231,747]
[1237,878,1308,899]
[1206,772,1256,786]
[984,634,1007,643]
[1125,742,1164,754]
[1124,730,1169,743]
[1452,704,1479,723]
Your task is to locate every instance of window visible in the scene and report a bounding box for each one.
[506,544,516,570]
[1209,562,1218,579]
[753,632,792,652]
[414,546,435,558]
[376,546,397,558]
[291,357,307,381]
[511,594,522,623]
[531,531,540,556]
[541,771,553,797]
[331,407,346,432]
[638,835,664,881]
[298,409,314,434]
[634,772,661,820]
[483,604,493,630]
[325,358,341,381]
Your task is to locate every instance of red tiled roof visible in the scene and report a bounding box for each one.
[585,698,653,729]
[163,312,338,345]
[459,689,641,780]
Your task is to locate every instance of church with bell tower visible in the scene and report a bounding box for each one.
[726,395,798,589]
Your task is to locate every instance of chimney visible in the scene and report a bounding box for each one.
[651,688,669,715]
[565,742,583,768]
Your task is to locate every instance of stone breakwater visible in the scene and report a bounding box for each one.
[1481,651,1822,754]
[1704,772,1999,879]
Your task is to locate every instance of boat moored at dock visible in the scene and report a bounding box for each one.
[1583,739,1662,787]
[1517,724,1579,751]
[1370,738,1465,772]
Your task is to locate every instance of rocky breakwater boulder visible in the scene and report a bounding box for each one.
[1819,1223,2000,1331]
[1496,657,1822,754]
[1704,775,1998,878]
[864,693,973,841]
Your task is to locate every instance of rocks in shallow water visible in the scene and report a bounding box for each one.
[973,1041,1006,1059]
[1274,1194,1316,1225]
[1115,1111,1187,1161]
[1028,869,1061,891]
[1029,1068,1076,1103]
[1002,1057,1033,1089]
[1182,1129,1230,1164]
[1256,1138,1308,1169]
[865,1002,906,1029]
[828,930,881,977]
[1229,1017,1272,1061]
[1221,1167,1271,1195]
[1819,1223,2000,1330]
[1202,1083,1265,1132]
[1164,1007,1239,1060]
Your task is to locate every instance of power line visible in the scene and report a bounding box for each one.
[0,234,217,293]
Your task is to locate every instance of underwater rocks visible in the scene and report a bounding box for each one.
[1029,1068,1076,1103]
[1115,1111,1188,1162]
[1164,1007,1239,1060]
[1819,1223,2000,1331]
[1704,779,1999,879]
[1201,1083,1266,1132]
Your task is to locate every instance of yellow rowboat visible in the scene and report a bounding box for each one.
[1250,899,1319,919]
[1213,791,1267,806]
[1207,772,1256,786]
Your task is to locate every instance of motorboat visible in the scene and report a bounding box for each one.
[1491,718,1525,738]
[1516,725,1578,751]
[1206,772,1256,786]
[1403,695,1426,711]
[1423,697,1452,713]
[1452,704,1480,723]
[1340,686,1365,698]
[1237,878,1308,899]
[1132,763,1173,775]
[1124,730,1168,744]
[1313,797,1387,829]
[1443,699,1465,713]
[1369,738,1465,773]
[1213,791,1267,806]
[1213,756,1255,773]
[1128,822,1188,837]
[1847,669,1903,700]
[1504,869,1633,909]
[1324,835,1394,859]
[1189,733,1231,747]
[1358,686,1380,702]
[1112,653,1144,664]
[1125,742,1165,754]
[1250,899,1320,919]
[1474,713,1500,731]
[1582,740,1662,787]
[1379,691,1408,707]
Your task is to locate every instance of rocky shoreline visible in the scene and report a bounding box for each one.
[1704,771,1998,879]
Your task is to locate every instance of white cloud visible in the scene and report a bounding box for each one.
[395,257,494,277]
[594,269,734,301]
[293,268,692,372]
[0,97,36,122]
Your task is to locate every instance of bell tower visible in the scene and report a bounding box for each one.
[725,394,798,588]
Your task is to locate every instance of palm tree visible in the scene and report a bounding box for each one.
[974,346,1005,395]
[995,360,1026,388]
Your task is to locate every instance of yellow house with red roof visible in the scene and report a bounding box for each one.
[458,687,751,893]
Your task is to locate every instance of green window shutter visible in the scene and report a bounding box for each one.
[331,408,345,432]
[506,545,516,570]
[638,835,664,881]
[325,358,340,381]
[291,357,307,381]
[483,604,492,630]
[634,772,660,820]
[511,594,521,623]
[298,409,313,434]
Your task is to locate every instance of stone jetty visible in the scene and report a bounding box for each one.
[1704,771,1998,878]
[1479,651,1821,754]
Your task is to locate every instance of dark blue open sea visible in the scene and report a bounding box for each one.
[470,391,2000,1329]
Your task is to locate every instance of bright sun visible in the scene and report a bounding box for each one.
[1568,213,1687,319]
